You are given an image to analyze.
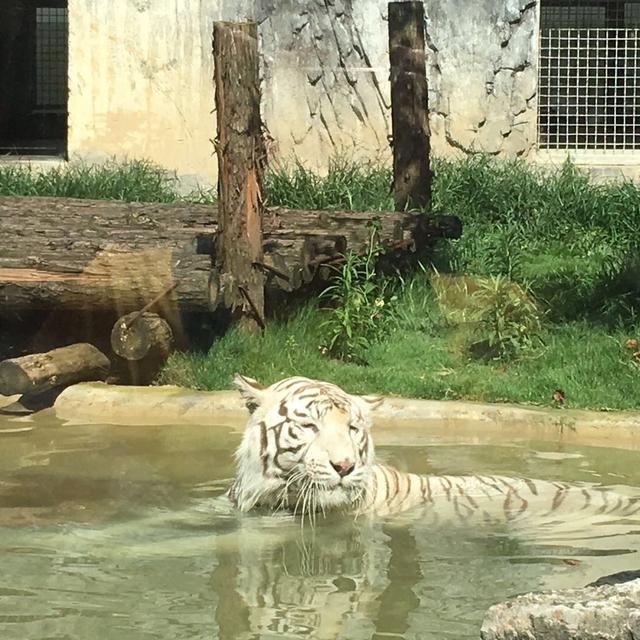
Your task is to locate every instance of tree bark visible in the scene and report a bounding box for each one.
[0,343,110,396]
[111,312,174,361]
[213,21,266,332]
[0,196,459,311]
[0,196,213,314]
[389,1,432,213]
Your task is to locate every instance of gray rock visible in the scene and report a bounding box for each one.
[588,570,640,588]
[481,579,640,640]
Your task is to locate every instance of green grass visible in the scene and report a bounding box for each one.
[160,274,640,410]
[266,156,640,324]
[2,154,638,408]
[431,156,640,323]
[0,159,216,203]
[265,158,393,211]
[160,155,640,409]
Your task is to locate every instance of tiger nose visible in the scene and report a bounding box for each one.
[331,458,355,477]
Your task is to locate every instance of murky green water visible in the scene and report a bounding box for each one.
[1,412,639,640]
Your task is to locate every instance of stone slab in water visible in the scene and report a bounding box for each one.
[588,570,640,587]
[481,579,640,640]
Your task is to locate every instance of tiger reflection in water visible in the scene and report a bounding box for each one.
[215,515,392,640]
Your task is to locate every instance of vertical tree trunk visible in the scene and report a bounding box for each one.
[388,1,432,213]
[213,22,266,332]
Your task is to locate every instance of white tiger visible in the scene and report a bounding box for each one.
[228,374,640,522]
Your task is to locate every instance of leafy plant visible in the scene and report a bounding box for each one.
[465,275,543,360]
[319,225,397,362]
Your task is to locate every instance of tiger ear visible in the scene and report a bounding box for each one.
[355,394,384,413]
[233,374,266,414]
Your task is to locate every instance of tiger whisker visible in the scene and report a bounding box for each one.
[310,483,319,527]
[295,478,313,530]
[306,481,319,529]
[293,480,305,517]
[301,482,311,531]
[305,482,316,529]
[350,487,364,521]
[276,469,306,511]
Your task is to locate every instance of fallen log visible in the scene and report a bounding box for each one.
[0,343,110,396]
[0,196,460,312]
[111,312,174,361]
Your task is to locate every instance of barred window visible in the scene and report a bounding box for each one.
[0,1,68,156]
[36,6,68,108]
[538,0,640,150]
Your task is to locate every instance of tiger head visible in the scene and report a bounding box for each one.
[229,375,383,513]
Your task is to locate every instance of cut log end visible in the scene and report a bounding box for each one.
[111,312,175,362]
[0,343,110,396]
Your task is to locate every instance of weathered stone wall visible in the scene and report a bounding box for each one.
[64,0,540,187]
[425,0,538,157]
[257,0,393,171]
[259,0,539,167]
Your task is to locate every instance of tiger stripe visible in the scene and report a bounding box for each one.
[524,478,538,495]
[402,474,413,504]
[380,466,391,502]
[439,476,453,501]
[389,467,401,502]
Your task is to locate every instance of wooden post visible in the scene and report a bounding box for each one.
[388,1,432,213]
[213,21,266,332]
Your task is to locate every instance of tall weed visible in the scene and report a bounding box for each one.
[0,159,215,203]
[320,225,398,362]
[266,157,393,211]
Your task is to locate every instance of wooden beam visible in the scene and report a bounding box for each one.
[0,196,459,311]
[388,1,432,213]
[213,21,266,333]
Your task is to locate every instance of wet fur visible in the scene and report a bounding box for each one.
[229,375,640,522]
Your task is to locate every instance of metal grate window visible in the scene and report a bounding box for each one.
[538,1,640,150]
[35,6,68,108]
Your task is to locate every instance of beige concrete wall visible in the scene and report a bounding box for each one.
[66,0,394,189]
[57,0,640,187]
[67,0,222,190]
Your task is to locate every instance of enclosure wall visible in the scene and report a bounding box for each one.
[61,0,636,187]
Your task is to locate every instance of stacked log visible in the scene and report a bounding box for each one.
[110,312,175,386]
[0,196,460,313]
[0,197,213,313]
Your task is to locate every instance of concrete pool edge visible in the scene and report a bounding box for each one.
[42,382,640,449]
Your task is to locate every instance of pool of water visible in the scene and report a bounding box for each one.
[1,411,639,640]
